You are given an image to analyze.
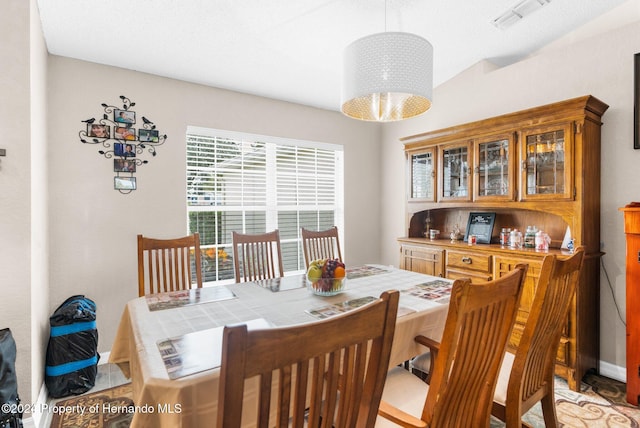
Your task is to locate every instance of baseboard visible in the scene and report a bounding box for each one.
[98,351,110,364]
[12,417,34,428]
[599,360,626,383]
[31,381,49,428]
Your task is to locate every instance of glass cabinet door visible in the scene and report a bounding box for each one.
[408,148,436,201]
[473,134,515,201]
[520,123,573,201]
[439,142,471,201]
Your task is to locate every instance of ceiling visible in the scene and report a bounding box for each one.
[36,0,627,112]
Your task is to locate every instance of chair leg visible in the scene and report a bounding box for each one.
[503,401,523,428]
[540,390,559,428]
[491,403,533,428]
[491,402,506,423]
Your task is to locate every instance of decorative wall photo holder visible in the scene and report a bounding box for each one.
[115,176,137,191]
[114,158,136,173]
[79,95,167,194]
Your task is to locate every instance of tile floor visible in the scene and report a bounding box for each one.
[41,362,129,428]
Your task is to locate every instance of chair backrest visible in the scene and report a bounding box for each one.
[137,233,202,297]
[423,264,527,427]
[301,226,343,268]
[232,230,284,283]
[504,247,584,412]
[217,290,400,428]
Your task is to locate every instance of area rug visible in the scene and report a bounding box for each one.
[491,373,640,427]
[49,383,133,428]
[49,374,639,427]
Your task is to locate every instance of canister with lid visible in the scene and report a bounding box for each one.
[524,226,536,248]
[509,229,522,248]
[500,228,510,246]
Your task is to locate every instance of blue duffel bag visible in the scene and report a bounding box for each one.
[45,295,99,398]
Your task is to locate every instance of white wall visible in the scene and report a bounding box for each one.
[380,2,640,375]
[47,58,382,353]
[0,0,34,405]
[29,0,49,404]
[0,0,49,408]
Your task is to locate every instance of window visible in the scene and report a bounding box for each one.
[186,127,344,284]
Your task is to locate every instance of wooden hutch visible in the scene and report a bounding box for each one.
[398,96,608,391]
[620,203,640,405]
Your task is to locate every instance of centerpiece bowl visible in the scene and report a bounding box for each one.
[306,277,347,297]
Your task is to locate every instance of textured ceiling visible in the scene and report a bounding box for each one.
[36,0,627,112]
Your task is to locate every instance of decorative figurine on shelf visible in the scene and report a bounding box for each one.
[424,211,432,238]
[450,224,462,242]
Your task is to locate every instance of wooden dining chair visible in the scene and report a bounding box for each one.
[301,226,343,268]
[492,247,585,428]
[217,290,400,428]
[232,230,284,283]
[137,233,203,297]
[376,264,527,428]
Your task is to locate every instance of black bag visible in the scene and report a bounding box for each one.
[0,328,23,428]
[45,296,99,398]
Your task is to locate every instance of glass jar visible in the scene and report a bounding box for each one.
[500,228,510,246]
[509,229,522,249]
[524,226,536,248]
[535,230,550,251]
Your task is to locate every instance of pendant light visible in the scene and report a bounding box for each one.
[341,2,433,122]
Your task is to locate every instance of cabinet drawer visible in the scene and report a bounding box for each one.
[446,250,492,273]
[446,268,491,283]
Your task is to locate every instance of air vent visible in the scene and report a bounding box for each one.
[492,0,551,30]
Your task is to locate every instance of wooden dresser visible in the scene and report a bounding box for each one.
[398,96,608,391]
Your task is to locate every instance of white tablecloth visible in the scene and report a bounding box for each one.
[109,265,451,427]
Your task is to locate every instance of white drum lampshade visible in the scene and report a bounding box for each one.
[341,32,433,122]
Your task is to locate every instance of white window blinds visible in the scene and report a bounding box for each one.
[186,128,344,283]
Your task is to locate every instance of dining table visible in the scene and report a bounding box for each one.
[108,264,453,427]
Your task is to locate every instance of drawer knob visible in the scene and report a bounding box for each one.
[462,257,472,264]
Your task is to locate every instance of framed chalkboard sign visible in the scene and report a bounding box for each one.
[464,212,496,244]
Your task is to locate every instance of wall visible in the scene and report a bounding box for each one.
[47,59,381,353]
[30,0,49,407]
[0,0,33,406]
[380,2,640,377]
